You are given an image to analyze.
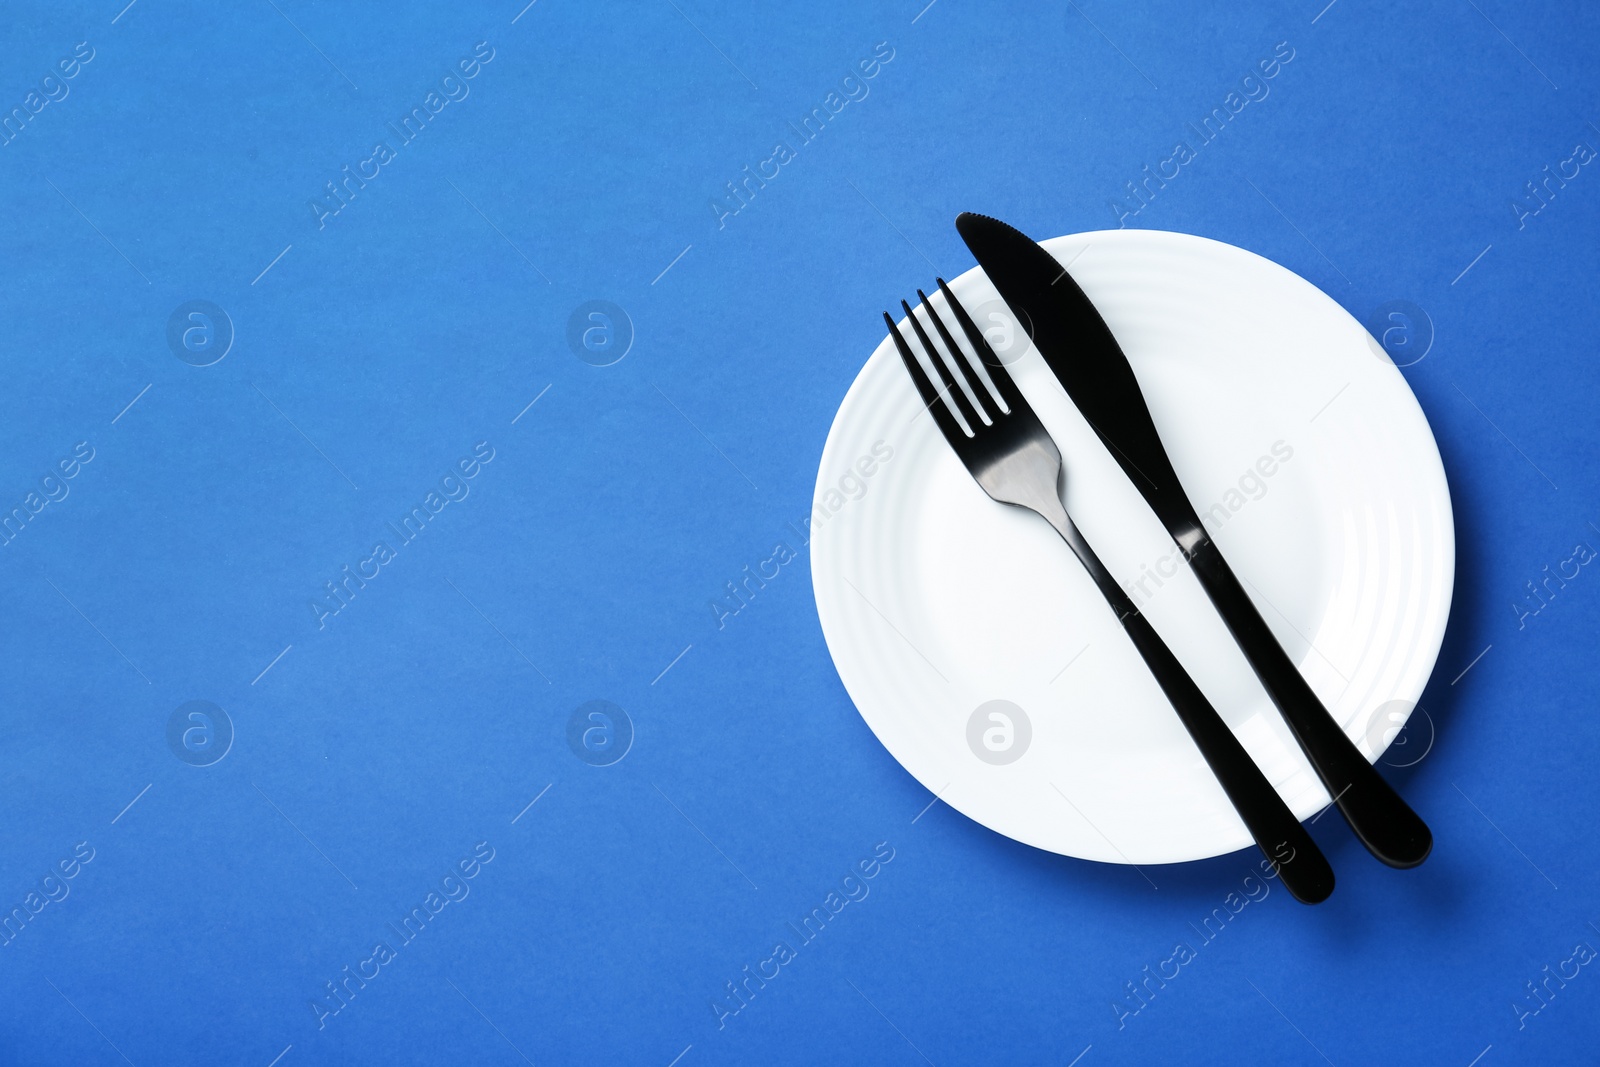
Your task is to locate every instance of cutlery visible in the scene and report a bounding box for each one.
[955,211,1431,869]
[885,279,1335,904]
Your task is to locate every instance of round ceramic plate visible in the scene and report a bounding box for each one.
[811,229,1454,865]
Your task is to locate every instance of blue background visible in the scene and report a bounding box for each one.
[1,0,1596,1063]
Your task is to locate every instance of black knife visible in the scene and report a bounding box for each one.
[956,211,1431,869]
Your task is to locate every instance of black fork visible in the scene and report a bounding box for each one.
[887,279,1335,904]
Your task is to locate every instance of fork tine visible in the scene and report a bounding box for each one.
[901,299,987,430]
[937,277,1028,416]
[884,312,967,444]
[917,287,998,419]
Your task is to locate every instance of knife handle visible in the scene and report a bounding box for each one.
[1046,513,1334,904]
[1186,538,1433,868]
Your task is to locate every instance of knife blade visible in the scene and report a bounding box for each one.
[956,211,1431,869]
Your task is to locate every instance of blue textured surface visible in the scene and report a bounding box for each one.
[1,1,1597,1064]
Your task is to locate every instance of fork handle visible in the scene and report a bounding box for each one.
[1185,537,1433,868]
[1043,510,1334,904]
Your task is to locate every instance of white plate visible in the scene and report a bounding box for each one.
[811,229,1454,865]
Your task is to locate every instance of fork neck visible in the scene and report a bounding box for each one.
[1025,491,1140,622]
